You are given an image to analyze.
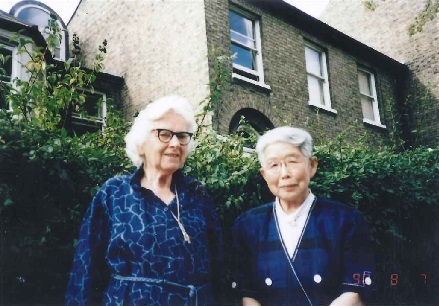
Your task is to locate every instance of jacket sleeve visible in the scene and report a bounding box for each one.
[231,215,260,301]
[340,210,375,301]
[203,194,225,303]
[65,186,111,305]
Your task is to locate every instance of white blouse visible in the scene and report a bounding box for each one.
[275,191,315,258]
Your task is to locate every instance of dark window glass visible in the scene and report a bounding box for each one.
[17,7,50,28]
[231,44,254,70]
[0,46,13,82]
[229,11,256,71]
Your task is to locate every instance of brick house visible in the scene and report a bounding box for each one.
[321,0,439,146]
[0,1,123,134]
[67,0,407,143]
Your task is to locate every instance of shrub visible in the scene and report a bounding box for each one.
[1,24,438,304]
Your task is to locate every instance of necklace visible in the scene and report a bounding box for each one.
[170,187,191,243]
[286,201,309,228]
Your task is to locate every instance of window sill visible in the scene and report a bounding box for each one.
[308,102,338,115]
[72,114,104,123]
[363,119,386,129]
[232,73,271,92]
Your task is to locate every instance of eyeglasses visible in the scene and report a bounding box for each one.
[264,158,302,174]
[152,129,193,145]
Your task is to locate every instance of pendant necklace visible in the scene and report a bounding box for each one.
[287,202,308,228]
[170,187,191,243]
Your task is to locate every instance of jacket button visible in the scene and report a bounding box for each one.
[265,278,272,286]
[313,274,322,283]
[231,282,237,289]
[365,277,372,285]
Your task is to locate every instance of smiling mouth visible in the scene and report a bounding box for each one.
[165,154,179,158]
[281,184,297,188]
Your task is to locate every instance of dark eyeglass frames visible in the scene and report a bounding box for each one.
[152,129,193,145]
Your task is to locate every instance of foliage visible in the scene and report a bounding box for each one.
[1,20,439,305]
[0,21,107,132]
[363,0,439,35]
[0,20,131,304]
[408,0,439,35]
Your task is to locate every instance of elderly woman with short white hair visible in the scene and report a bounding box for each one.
[232,126,374,306]
[66,95,223,305]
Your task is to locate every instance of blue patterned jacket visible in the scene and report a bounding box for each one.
[232,198,374,306]
[65,167,223,305]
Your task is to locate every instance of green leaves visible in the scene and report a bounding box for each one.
[1,19,107,133]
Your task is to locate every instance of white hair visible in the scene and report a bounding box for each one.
[124,95,197,167]
[255,126,313,166]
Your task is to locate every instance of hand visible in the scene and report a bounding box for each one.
[329,292,364,306]
[242,297,262,306]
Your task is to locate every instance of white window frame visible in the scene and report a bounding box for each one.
[13,4,66,61]
[358,68,386,128]
[72,89,107,130]
[230,8,270,90]
[305,43,336,114]
[0,39,20,111]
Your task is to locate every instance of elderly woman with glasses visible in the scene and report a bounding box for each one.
[66,95,223,306]
[231,127,374,306]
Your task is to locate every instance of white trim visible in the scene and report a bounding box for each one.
[13,4,66,61]
[253,18,265,84]
[232,72,271,90]
[72,89,107,130]
[308,101,338,114]
[305,43,332,110]
[358,68,384,126]
[0,39,20,111]
[230,8,269,87]
[363,118,386,129]
[233,63,259,77]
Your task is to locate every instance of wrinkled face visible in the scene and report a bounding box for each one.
[138,111,191,174]
[260,142,318,207]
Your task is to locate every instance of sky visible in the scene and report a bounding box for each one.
[0,0,330,24]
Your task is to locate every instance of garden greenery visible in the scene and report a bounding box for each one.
[0,22,438,304]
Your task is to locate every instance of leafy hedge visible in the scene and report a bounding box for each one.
[1,24,438,305]
[1,120,438,304]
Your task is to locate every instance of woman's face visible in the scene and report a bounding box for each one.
[139,111,191,174]
[260,142,318,207]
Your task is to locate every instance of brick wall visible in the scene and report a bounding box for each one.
[204,0,400,144]
[68,0,211,121]
[321,0,439,146]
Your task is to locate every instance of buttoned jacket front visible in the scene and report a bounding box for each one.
[232,198,374,306]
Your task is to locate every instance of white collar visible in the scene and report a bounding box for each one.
[275,191,315,222]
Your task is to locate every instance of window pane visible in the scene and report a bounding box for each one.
[83,93,103,118]
[307,75,324,105]
[232,43,255,70]
[305,47,322,76]
[0,90,7,109]
[358,70,371,95]
[0,47,13,82]
[17,7,50,28]
[230,31,255,49]
[229,11,254,39]
[361,96,375,121]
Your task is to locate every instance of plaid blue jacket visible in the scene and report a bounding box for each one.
[232,198,374,306]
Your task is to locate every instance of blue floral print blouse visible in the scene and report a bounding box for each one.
[65,167,223,306]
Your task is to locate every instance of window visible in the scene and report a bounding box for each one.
[0,44,15,110]
[305,44,335,112]
[229,108,274,154]
[71,91,107,134]
[14,5,66,60]
[358,68,385,127]
[229,9,269,89]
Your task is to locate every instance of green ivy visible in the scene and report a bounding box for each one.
[1,22,438,304]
